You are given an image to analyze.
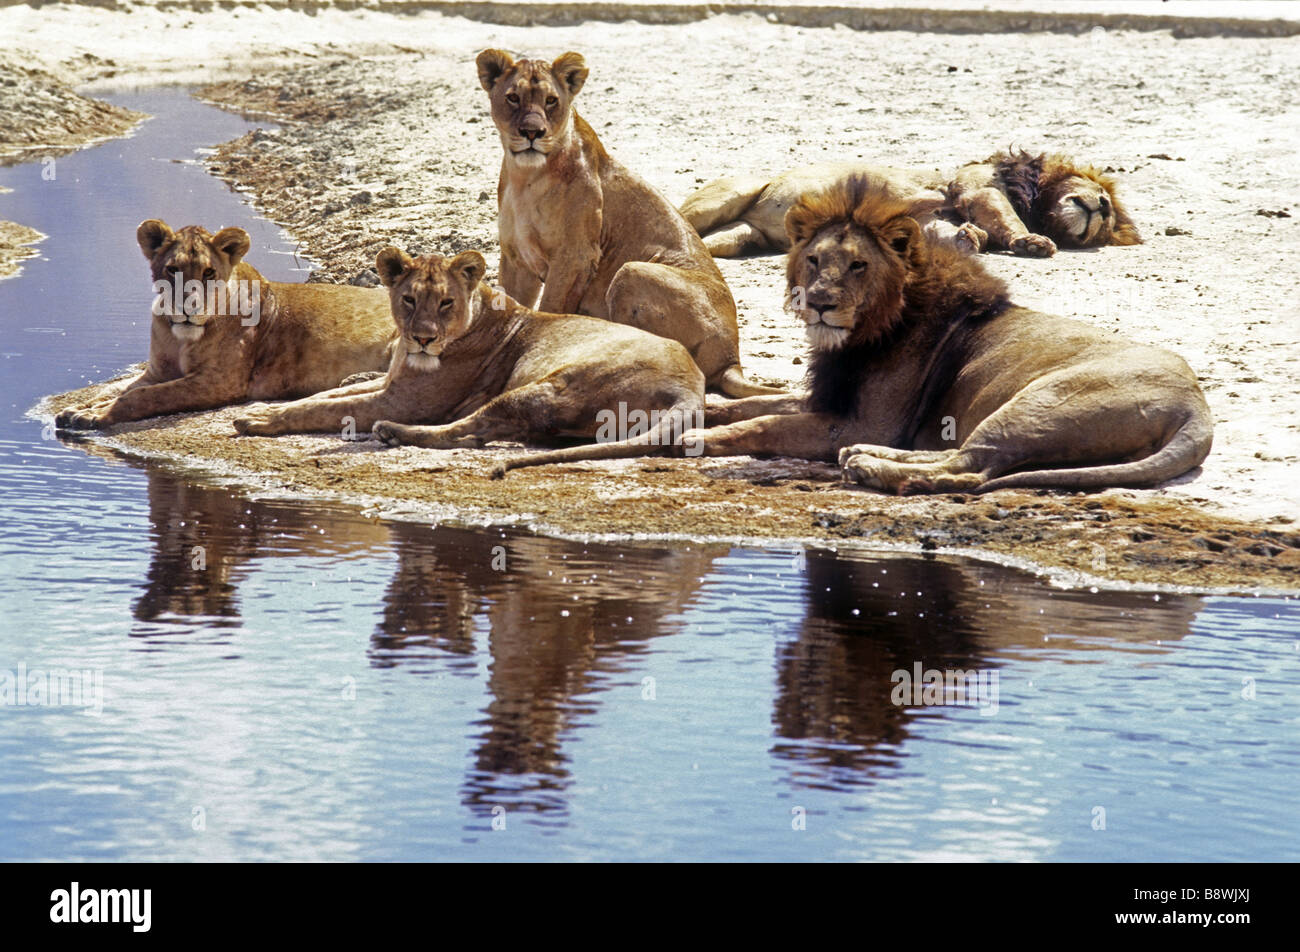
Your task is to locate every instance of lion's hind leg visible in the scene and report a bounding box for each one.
[373,379,575,450]
[702,221,771,258]
[606,261,778,396]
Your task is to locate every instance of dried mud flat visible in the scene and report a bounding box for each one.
[4,3,1299,591]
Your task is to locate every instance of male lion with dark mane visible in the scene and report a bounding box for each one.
[695,178,1206,492]
[476,48,778,397]
[682,150,1142,259]
[539,177,1206,494]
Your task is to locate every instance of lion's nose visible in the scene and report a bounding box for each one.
[807,292,836,316]
[413,336,436,348]
[519,116,545,142]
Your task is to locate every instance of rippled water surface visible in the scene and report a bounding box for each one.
[1,88,1297,861]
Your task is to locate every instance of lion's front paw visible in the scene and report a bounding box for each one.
[954,223,988,254]
[55,407,106,430]
[232,405,278,436]
[372,420,408,447]
[1010,234,1057,258]
[339,370,385,387]
[841,451,893,491]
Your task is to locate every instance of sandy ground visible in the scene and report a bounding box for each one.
[0,216,44,280]
[3,2,1299,591]
[0,55,145,165]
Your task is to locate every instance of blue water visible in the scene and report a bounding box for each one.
[0,88,1296,861]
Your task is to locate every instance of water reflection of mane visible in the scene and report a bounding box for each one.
[772,549,1204,788]
[375,522,721,815]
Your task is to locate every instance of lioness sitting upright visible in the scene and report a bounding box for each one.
[682,149,1142,259]
[475,48,777,398]
[55,219,396,429]
[682,177,1210,494]
[231,247,705,454]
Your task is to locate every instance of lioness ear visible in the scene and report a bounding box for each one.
[376,247,414,288]
[449,250,487,289]
[551,52,588,97]
[477,49,515,93]
[137,219,174,260]
[212,227,251,266]
[882,216,924,267]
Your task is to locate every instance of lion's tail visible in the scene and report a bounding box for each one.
[680,173,772,236]
[974,407,1214,493]
[492,401,701,478]
[714,364,786,398]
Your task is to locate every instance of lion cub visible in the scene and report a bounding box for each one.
[231,248,705,455]
[475,48,778,398]
[55,219,396,429]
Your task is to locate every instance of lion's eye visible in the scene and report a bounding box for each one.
[505,93,520,106]
[165,265,181,275]
[438,298,454,312]
[806,256,819,268]
[545,95,558,108]
[203,268,216,281]
[402,295,416,310]
[849,261,867,272]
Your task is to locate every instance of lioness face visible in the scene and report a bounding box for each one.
[476,49,589,167]
[137,219,251,342]
[1038,171,1140,248]
[375,247,488,371]
[786,214,921,352]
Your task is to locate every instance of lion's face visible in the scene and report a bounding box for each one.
[1037,163,1141,248]
[785,202,923,351]
[375,248,488,371]
[137,219,251,342]
[476,49,589,167]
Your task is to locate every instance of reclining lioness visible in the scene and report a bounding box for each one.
[475,48,778,398]
[55,219,396,429]
[231,248,705,454]
[666,178,1209,493]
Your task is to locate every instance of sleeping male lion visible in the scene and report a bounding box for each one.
[231,248,704,453]
[476,48,778,397]
[55,219,395,429]
[676,177,1210,494]
[682,150,1142,259]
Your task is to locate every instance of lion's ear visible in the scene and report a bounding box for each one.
[449,250,487,289]
[137,219,174,260]
[551,52,588,97]
[477,49,515,93]
[212,227,251,266]
[376,247,413,287]
[784,203,820,247]
[1110,203,1142,246]
[882,216,924,268]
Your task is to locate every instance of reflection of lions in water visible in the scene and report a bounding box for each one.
[693,178,1210,494]
[55,219,394,429]
[682,149,1141,258]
